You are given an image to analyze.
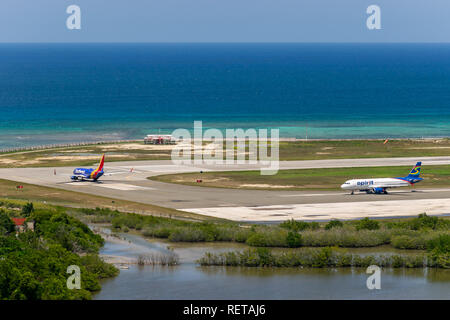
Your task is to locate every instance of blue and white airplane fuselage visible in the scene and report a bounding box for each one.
[341,162,423,194]
[71,154,105,181]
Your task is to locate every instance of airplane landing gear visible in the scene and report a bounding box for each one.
[351,191,354,195]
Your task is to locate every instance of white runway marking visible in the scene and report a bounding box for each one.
[97,183,155,191]
[104,171,139,176]
[182,198,450,221]
[114,165,206,173]
[65,182,154,191]
[420,188,450,193]
[280,193,345,197]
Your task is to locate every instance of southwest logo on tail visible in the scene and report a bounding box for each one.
[71,154,105,182]
[341,162,423,194]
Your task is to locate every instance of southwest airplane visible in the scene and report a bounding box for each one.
[71,154,105,181]
[341,162,423,194]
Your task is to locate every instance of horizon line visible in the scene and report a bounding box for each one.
[1,41,450,44]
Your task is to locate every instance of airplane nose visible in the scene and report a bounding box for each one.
[340,184,348,189]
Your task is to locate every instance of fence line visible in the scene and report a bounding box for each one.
[0,139,138,154]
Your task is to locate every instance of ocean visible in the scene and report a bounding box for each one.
[1,43,450,148]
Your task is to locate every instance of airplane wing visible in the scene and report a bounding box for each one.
[102,171,132,176]
[372,181,409,189]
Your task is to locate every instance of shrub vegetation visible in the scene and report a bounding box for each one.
[198,247,432,268]
[71,208,450,254]
[0,201,118,300]
[325,219,344,230]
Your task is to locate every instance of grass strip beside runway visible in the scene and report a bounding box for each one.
[150,165,450,191]
[0,178,211,221]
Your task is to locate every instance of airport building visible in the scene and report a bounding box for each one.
[144,134,176,145]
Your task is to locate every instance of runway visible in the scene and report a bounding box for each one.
[1,156,450,221]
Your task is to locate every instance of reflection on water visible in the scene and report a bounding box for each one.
[93,231,450,300]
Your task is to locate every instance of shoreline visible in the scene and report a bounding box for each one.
[1,137,449,154]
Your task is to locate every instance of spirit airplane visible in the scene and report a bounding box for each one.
[341,162,423,194]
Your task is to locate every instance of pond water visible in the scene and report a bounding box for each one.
[93,232,450,300]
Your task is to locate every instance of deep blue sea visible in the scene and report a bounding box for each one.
[1,43,450,148]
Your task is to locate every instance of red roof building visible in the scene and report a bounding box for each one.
[12,218,26,226]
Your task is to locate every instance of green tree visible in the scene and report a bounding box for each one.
[325,219,343,230]
[356,218,380,231]
[0,204,118,300]
[427,234,450,268]
[21,202,34,216]
[411,213,439,230]
[286,231,302,248]
[280,219,318,232]
[0,211,15,234]
[246,233,267,247]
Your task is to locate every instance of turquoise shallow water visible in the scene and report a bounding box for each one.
[1,43,450,148]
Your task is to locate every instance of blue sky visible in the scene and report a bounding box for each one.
[0,0,448,42]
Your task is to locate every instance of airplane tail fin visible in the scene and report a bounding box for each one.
[96,154,105,172]
[406,162,421,178]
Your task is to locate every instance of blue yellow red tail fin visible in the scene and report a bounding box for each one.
[407,162,421,178]
[96,154,105,172]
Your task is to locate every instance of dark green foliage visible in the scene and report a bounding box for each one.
[245,229,288,247]
[301,228,390,248]
[0,202,118,300]
[21,202,34,216]
[142,225,172,238]
[280,219,320,232]
[168,227,211,242]
[311,247,333,267]
[0,239,117,299]
[325,219,343,230]
[80,254,119,279]
[112,214,143,230]
[427,234,450,253]
[32,210,104,253]
[198,247,431,268]
[427,234,450,268]
[245,233,266,247]
[309,222,320,230]
[391,235,427,250]
[78,207,121,223]
[286,231,302,248]
[355,218,380,231]
[410,213,440,230]
[255,248,274,266]
[87,208,449,251]
[386,213,450,231]
[0,210,15,235]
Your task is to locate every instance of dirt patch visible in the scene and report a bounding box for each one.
[0,159,40,165]
[0,159,19,164]
[205,178,231,183]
